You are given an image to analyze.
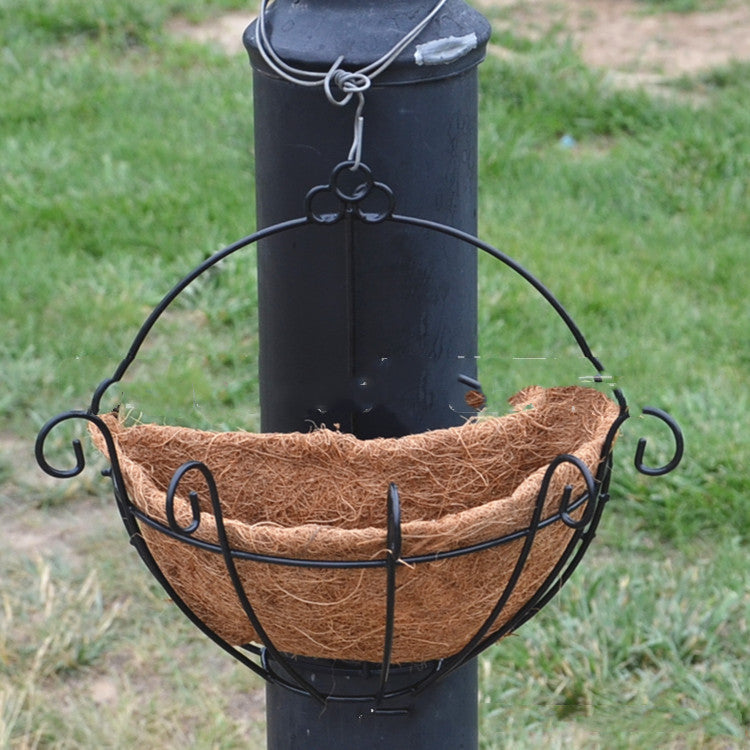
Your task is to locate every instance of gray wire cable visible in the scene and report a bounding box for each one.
[254,0,449,168]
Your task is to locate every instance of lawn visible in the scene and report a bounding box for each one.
[1,1,748,748]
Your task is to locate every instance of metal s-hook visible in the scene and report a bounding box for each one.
[634,406,684,476]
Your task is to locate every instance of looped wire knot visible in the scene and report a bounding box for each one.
[323,57,372,107]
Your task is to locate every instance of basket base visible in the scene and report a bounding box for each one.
[266,655,478,749]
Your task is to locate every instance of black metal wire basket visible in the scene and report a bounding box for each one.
[35,162,683,709]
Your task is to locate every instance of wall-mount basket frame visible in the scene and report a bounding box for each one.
[35,162,683,710]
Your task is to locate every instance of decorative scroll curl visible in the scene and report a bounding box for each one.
[634,407,684,477]
[34,410,131,494]
[35,410,98,479]
[166,461,213,535]
[553,454,598,529]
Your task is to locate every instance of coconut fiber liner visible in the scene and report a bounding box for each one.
[91,385,620,664]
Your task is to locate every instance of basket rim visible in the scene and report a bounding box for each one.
[92,385,622,565]
[129,485,597,568]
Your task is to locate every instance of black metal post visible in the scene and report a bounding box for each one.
[265,657,479,750]
[245,1,490,746]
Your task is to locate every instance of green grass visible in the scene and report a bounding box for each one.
[1,1,748,747]
[1,6,259,433]
[476,44,750,544]
[0,530,266,747]
[479,531,750,748]
[1,0,248,45]
[636,0,726,13]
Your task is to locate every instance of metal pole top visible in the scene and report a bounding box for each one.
[244,0,491,84]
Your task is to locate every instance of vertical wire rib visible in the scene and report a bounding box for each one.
[467,456,606,655]
[376,483,402,705]
[183,462,327,705]
[412,454,585,695]
[344,202,357,434]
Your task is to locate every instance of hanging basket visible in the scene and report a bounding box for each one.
[36,161,682,699]
[90,384,619,664]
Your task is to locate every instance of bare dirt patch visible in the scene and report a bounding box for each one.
[484,0,750,84]
[167,11,254,57]
[168,1,750,80]
[1,431,116,562]
[3,495,118,560]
